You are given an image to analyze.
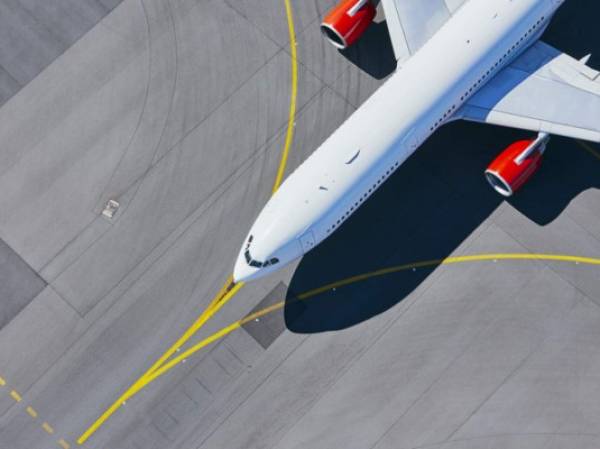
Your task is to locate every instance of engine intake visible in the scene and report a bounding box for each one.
[485,134,549,197]
[320,0,376,50]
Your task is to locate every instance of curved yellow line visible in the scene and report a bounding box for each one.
[271,0,298,194]
[131,253,600,389]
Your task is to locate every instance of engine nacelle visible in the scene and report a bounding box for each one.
[320,0,376,50]
[485,135,549,197]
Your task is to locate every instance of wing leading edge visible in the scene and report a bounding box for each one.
[460,41,600,143]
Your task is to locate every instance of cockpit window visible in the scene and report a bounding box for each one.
[244,236,279,268]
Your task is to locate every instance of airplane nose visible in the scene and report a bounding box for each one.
[233,254,256,283]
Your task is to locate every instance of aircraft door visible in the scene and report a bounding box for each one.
[299,230,316,253]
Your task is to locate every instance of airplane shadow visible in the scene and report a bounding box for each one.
[284,121,600,333]
[283,2,600,334]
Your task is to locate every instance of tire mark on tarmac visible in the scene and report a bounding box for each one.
[76,0,300,444]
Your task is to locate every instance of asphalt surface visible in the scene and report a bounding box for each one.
[0,1,599,448]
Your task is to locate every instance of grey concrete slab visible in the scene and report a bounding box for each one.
[0,1,599,449]
[0,66,21,105]
[0,239,46,330]
[0,0,122,105]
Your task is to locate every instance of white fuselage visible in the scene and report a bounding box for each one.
[234,0,563,282]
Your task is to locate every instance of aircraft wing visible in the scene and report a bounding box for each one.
[380,0,468,62]
[460,41,600,142]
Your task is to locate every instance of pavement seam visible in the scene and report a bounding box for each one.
[366,306,534,449]
[190,334,311,449]
[0,0,124,107]
[222,0,286,52]
[47,284,85,319]
[444,336,546,442]
[490,202,600,309]
[0,63,22,89]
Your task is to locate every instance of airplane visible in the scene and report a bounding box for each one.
[233,0,600,283]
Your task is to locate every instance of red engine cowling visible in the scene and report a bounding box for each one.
[320,0,376,50]
[485,139,545,197]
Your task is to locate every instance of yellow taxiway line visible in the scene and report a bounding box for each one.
[76,279,243,445]
[271,0,298,194]
[127,253,600,392]
[78,1,299,444]
[577,140,600,161]
[80,252,600,446]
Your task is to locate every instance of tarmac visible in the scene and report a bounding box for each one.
[0,0,599,448]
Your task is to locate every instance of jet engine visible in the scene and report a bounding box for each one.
[320,0,376,50]
[485,133,550,197]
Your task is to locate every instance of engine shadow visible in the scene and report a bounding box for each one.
[338,20,397,80]
[284,121,600,333]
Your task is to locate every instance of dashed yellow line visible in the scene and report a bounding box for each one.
[271,0,298,194]
[26,406,38,418]
[0,377,70,446]
[10,390,22,402]
[42,422,55,435]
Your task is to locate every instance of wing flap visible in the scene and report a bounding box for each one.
[461,41,600,142]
